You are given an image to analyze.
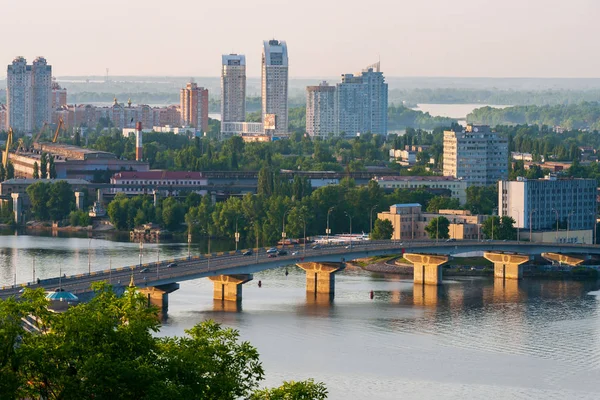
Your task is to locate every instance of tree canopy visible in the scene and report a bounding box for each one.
[0,284,327,399]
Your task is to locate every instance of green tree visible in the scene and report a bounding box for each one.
[483,216,516,240]
[0,163,5,181]
[0,285,325,399]
[424,216,450,239]
[33,162,40,179]
[40,152,48,178]
[48,156,57,179]
[425,196,460,213]
[162,197,185,230]
[47,181,75,221]
[464,185,497,215]
[371,219,393,240]
[6,161,14,179]
[257,166,274,197]
[26,181,51,220]
[251,379,328,400]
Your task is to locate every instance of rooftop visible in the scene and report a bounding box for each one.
[375,176,463,182]
[391,203,422,208]
[1,178,91,185]
[112,171,204,180]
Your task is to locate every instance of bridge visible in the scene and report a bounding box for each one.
[2,240,599,311]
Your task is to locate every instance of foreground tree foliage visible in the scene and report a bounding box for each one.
[0,284,326,399]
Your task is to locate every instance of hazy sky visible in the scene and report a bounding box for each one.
[2,0,599,78]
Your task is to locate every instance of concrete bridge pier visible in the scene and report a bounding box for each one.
[296,262,345,295]
[541,252,589,266]
[11,193,22,224]
[209,274,253,302]
[404,253,448,285]
[484,252,529,280]
[139,282,180,314]
[74,192,85,210]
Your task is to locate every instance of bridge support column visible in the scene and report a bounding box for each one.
[138,282,179,314]
[296,262,345,295]
[484,252,529,280]
[209,274,253,302]
[74,191,84,210]
[11,193,22,224]
[541,252,588,266]
[404,253,448,285]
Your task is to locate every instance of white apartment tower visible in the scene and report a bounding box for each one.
[261,39,289,137]
[443,124,508,186]
[221,54,246,123]
[306,82,336,137]
[7,56,52,133]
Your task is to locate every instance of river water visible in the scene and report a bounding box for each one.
[1,234,599,399]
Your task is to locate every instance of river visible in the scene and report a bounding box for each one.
[1,234,599,399]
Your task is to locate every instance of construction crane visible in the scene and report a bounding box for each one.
[34,122,49,145]
[2,127,14,168]
[52,118,64,143]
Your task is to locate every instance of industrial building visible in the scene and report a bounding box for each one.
[8,143,149,181]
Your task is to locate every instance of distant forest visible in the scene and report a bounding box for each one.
[467,102,600,130]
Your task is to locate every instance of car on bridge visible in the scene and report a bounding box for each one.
[167,263,178,268]
[243,250,253,256]
[277,250,288,256]
[140,268,150,273]
[266,248,278,254]
[311,244,322,250]
[268,253,277,258]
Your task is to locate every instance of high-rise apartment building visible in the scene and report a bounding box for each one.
[261,39,289,136]
[443,124,508,186]
[180,82,208,133]
[499,177,596,242]
[7,56,52,133]
[336,62,388,136]
[221,54,246,123]
[306,82,336,137]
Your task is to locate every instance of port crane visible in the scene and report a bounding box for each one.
[2,127,14,168]
[52,118,65,143]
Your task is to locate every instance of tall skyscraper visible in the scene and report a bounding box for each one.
[180,81,208,133]
[336,62,388,136]
[7,56,52,133]
[443,124,508,186]
[221,54,246,123]
[306,81,336,137]
[261,39,289,136]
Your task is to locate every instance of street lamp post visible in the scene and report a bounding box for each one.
[139,240,143,268]
[326,207,334,244]
[590,212,597,245]
[235,215,243,251]
[552,208,559,243]
[282,209,290,248]
[512,208,520,242]
[32,255,35,283]
[436,217,439,243]
[491,217,494,241]
[567,211,574,243]
[369,205,378,238]
[187,231,192,259]
[299,215,307,257]
[344,212,353,235]
[156,247,160,279]
[88,237,92,274]
[529,208,537,242]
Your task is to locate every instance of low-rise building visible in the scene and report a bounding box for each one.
[377,204,488,241]
[110,171,208,196]
[373,176,468,205]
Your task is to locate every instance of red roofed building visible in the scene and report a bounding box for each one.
[372,175,468,205]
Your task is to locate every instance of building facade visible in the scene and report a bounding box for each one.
[180,82,208,133]
[377,204,488,241]
[0,104,6,130]
[7,56,52,133]
[336,62,388,136]
[51,81,67,108]
[443,124,508,186]
[306,82,336,137]
[221,54,246,123]
[262,39,289,137]
[499,177,596,242]
[110,171,208,196]
[373,176,469,205]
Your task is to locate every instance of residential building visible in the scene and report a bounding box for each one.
[0,104,6,130]
[336,62,388,136]
[31,57,53,131]
[443,124,508,186]
[511,152,533,162]
[180,82,208,133]
[377,204,488,241]
[373,176,469,205]
[110,171,208,196]
[499,176,596,243]
[306,81,336,137]
[221,121,265,137]
[7,57,32,132]
[262,39,289,137]
[51,81,67,108]
[221,54,246,123]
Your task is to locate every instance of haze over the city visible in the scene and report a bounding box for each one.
[3,0,599,78]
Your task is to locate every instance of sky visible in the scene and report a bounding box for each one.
[2,0,599,78]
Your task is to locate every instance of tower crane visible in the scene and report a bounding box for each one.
[52,118,65,143]
[2,127,14,168]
